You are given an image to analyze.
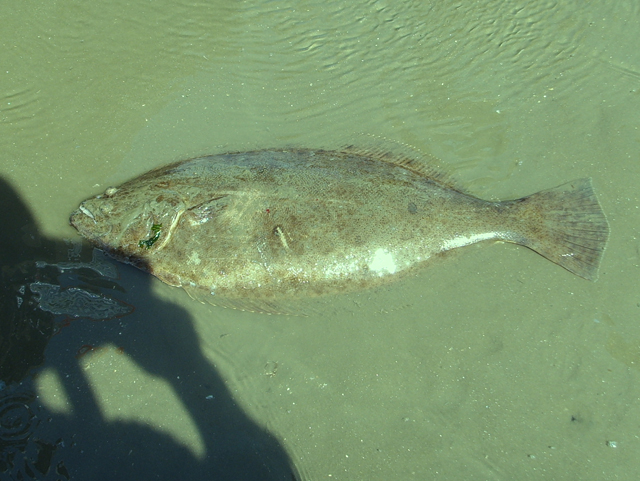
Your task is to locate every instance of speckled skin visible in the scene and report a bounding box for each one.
[70,148,608,312]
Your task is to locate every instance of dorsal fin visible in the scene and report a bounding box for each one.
[337,134,465,192]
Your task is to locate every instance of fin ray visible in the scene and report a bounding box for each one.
[507,178,609,280]
[182,284,314,316]
[337,134,465,192]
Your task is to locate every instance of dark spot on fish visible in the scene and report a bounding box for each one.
[408,201,417,214]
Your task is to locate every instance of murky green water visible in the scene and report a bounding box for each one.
[2,1,639,479]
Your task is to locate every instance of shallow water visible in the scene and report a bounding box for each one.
[1,1,639,479]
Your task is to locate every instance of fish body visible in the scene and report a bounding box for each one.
[70,147,609,313]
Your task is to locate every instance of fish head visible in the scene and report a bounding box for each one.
[70,184,186,264]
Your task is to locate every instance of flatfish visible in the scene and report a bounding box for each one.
[70,146,609,314]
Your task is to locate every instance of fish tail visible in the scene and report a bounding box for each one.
[504,178,609,280]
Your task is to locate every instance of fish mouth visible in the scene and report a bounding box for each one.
[70,204,112,239]
[69,207,92,231]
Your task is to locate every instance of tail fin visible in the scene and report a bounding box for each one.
[506,178,609,280]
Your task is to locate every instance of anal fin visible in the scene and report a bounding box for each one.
[182,285,316,316]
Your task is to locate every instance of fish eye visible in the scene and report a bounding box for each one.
[99,201,114,214]
[78,205,95,220]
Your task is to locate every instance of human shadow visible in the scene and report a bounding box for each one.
[0,176,301,480]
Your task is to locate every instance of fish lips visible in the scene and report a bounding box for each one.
[70,202,113,240]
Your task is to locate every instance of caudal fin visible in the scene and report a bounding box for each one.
[507,178,609,280]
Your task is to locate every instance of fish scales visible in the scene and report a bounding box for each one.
[70,147,609,314]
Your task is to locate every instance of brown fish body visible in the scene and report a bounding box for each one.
[70,147,609,313]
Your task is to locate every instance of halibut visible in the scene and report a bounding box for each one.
[70,147,609,313]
